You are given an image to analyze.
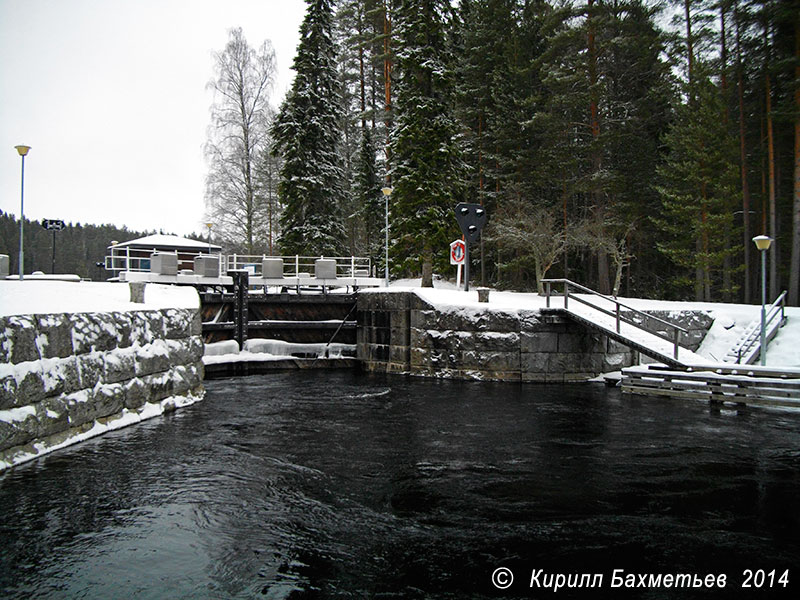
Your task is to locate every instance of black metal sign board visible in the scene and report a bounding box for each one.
[41,219,65,231]
[454,203,487,243]
[453,203,488,291]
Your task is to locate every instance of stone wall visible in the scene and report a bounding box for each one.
[358,291,638,382]
[0,308,204,470]
[623,309,713,352]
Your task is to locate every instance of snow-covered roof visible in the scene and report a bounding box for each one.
[109,234,221,252]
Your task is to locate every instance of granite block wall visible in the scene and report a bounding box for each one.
[358,291,639,382]
[0,308,204,470]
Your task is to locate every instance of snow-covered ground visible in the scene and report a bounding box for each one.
[0,280,199,317]
[1,278,795,368]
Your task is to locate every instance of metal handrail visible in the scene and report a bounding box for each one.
[734,290,787,363]
[541,278,689,360]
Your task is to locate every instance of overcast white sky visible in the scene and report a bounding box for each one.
[0,0,306,237]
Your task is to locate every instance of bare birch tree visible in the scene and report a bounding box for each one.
[205,28,277,253]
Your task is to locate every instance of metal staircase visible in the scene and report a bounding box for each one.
[722,291,787,364]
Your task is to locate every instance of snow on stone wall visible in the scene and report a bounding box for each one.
[0,308,204,471]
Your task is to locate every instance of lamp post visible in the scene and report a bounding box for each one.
[206,222,213,254]
[381,186,392,287]
[15,145,31,281]
[753,235,773,366]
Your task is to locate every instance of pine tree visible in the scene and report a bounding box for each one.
[272,0,346,256]
[390,0,464,286]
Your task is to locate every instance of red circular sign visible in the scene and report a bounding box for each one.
[450,240,465,264]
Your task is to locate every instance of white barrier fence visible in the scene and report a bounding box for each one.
[106,251,373,279]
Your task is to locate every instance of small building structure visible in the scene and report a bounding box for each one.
[105,235,221,279]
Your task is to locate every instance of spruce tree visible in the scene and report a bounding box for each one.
[272,0,345,256]
[655,68,740,301]
[390,0,464,286]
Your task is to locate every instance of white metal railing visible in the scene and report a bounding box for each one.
[104,247,215,274]
[105,252,152,273]
[105,252,373,278]
[224,255,372,278]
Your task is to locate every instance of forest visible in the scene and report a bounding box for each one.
[5,1,798,305]
[206,0,799,304]
[0,211,166,280]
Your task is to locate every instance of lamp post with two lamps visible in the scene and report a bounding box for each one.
[14,145,31,281]
[753,234,773,366]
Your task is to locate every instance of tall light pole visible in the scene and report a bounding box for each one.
[381,186,392,287]
[753,235,773,366]
[15,145,31,281]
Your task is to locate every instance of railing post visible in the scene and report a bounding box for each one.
[616,303,621,333]
[674,328,680,361]
[295,255,300,276]
[564,281,569,310]
[545,281,551,308]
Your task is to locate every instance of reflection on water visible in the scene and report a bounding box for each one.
[1,371,798,598]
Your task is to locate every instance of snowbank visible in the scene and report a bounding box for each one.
[0,280,199,317]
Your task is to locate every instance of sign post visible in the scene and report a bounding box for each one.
[453,203,488,291]
[41,219,65,274]
[450,239,466,288]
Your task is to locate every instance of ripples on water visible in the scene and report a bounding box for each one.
[1,371,799,599]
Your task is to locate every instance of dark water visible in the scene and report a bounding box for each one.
[1,372,799,599]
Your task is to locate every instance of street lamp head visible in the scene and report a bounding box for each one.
[15,145,31,157]
[752,235,773,251]
[381,187,393,196]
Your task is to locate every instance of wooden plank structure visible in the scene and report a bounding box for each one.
[621,364,800,410]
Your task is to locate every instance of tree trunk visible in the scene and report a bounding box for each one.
[421,244,433,288]
[735,3,752,303]
[383,2,392,164]
[766,71,778,299]
[587,0,609,294]
[612,251,624,297]
[478,113,485,287]
[685,0,695,88]
[535,258,545,295]
[789,18,800,306]
[720,3,732,302]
